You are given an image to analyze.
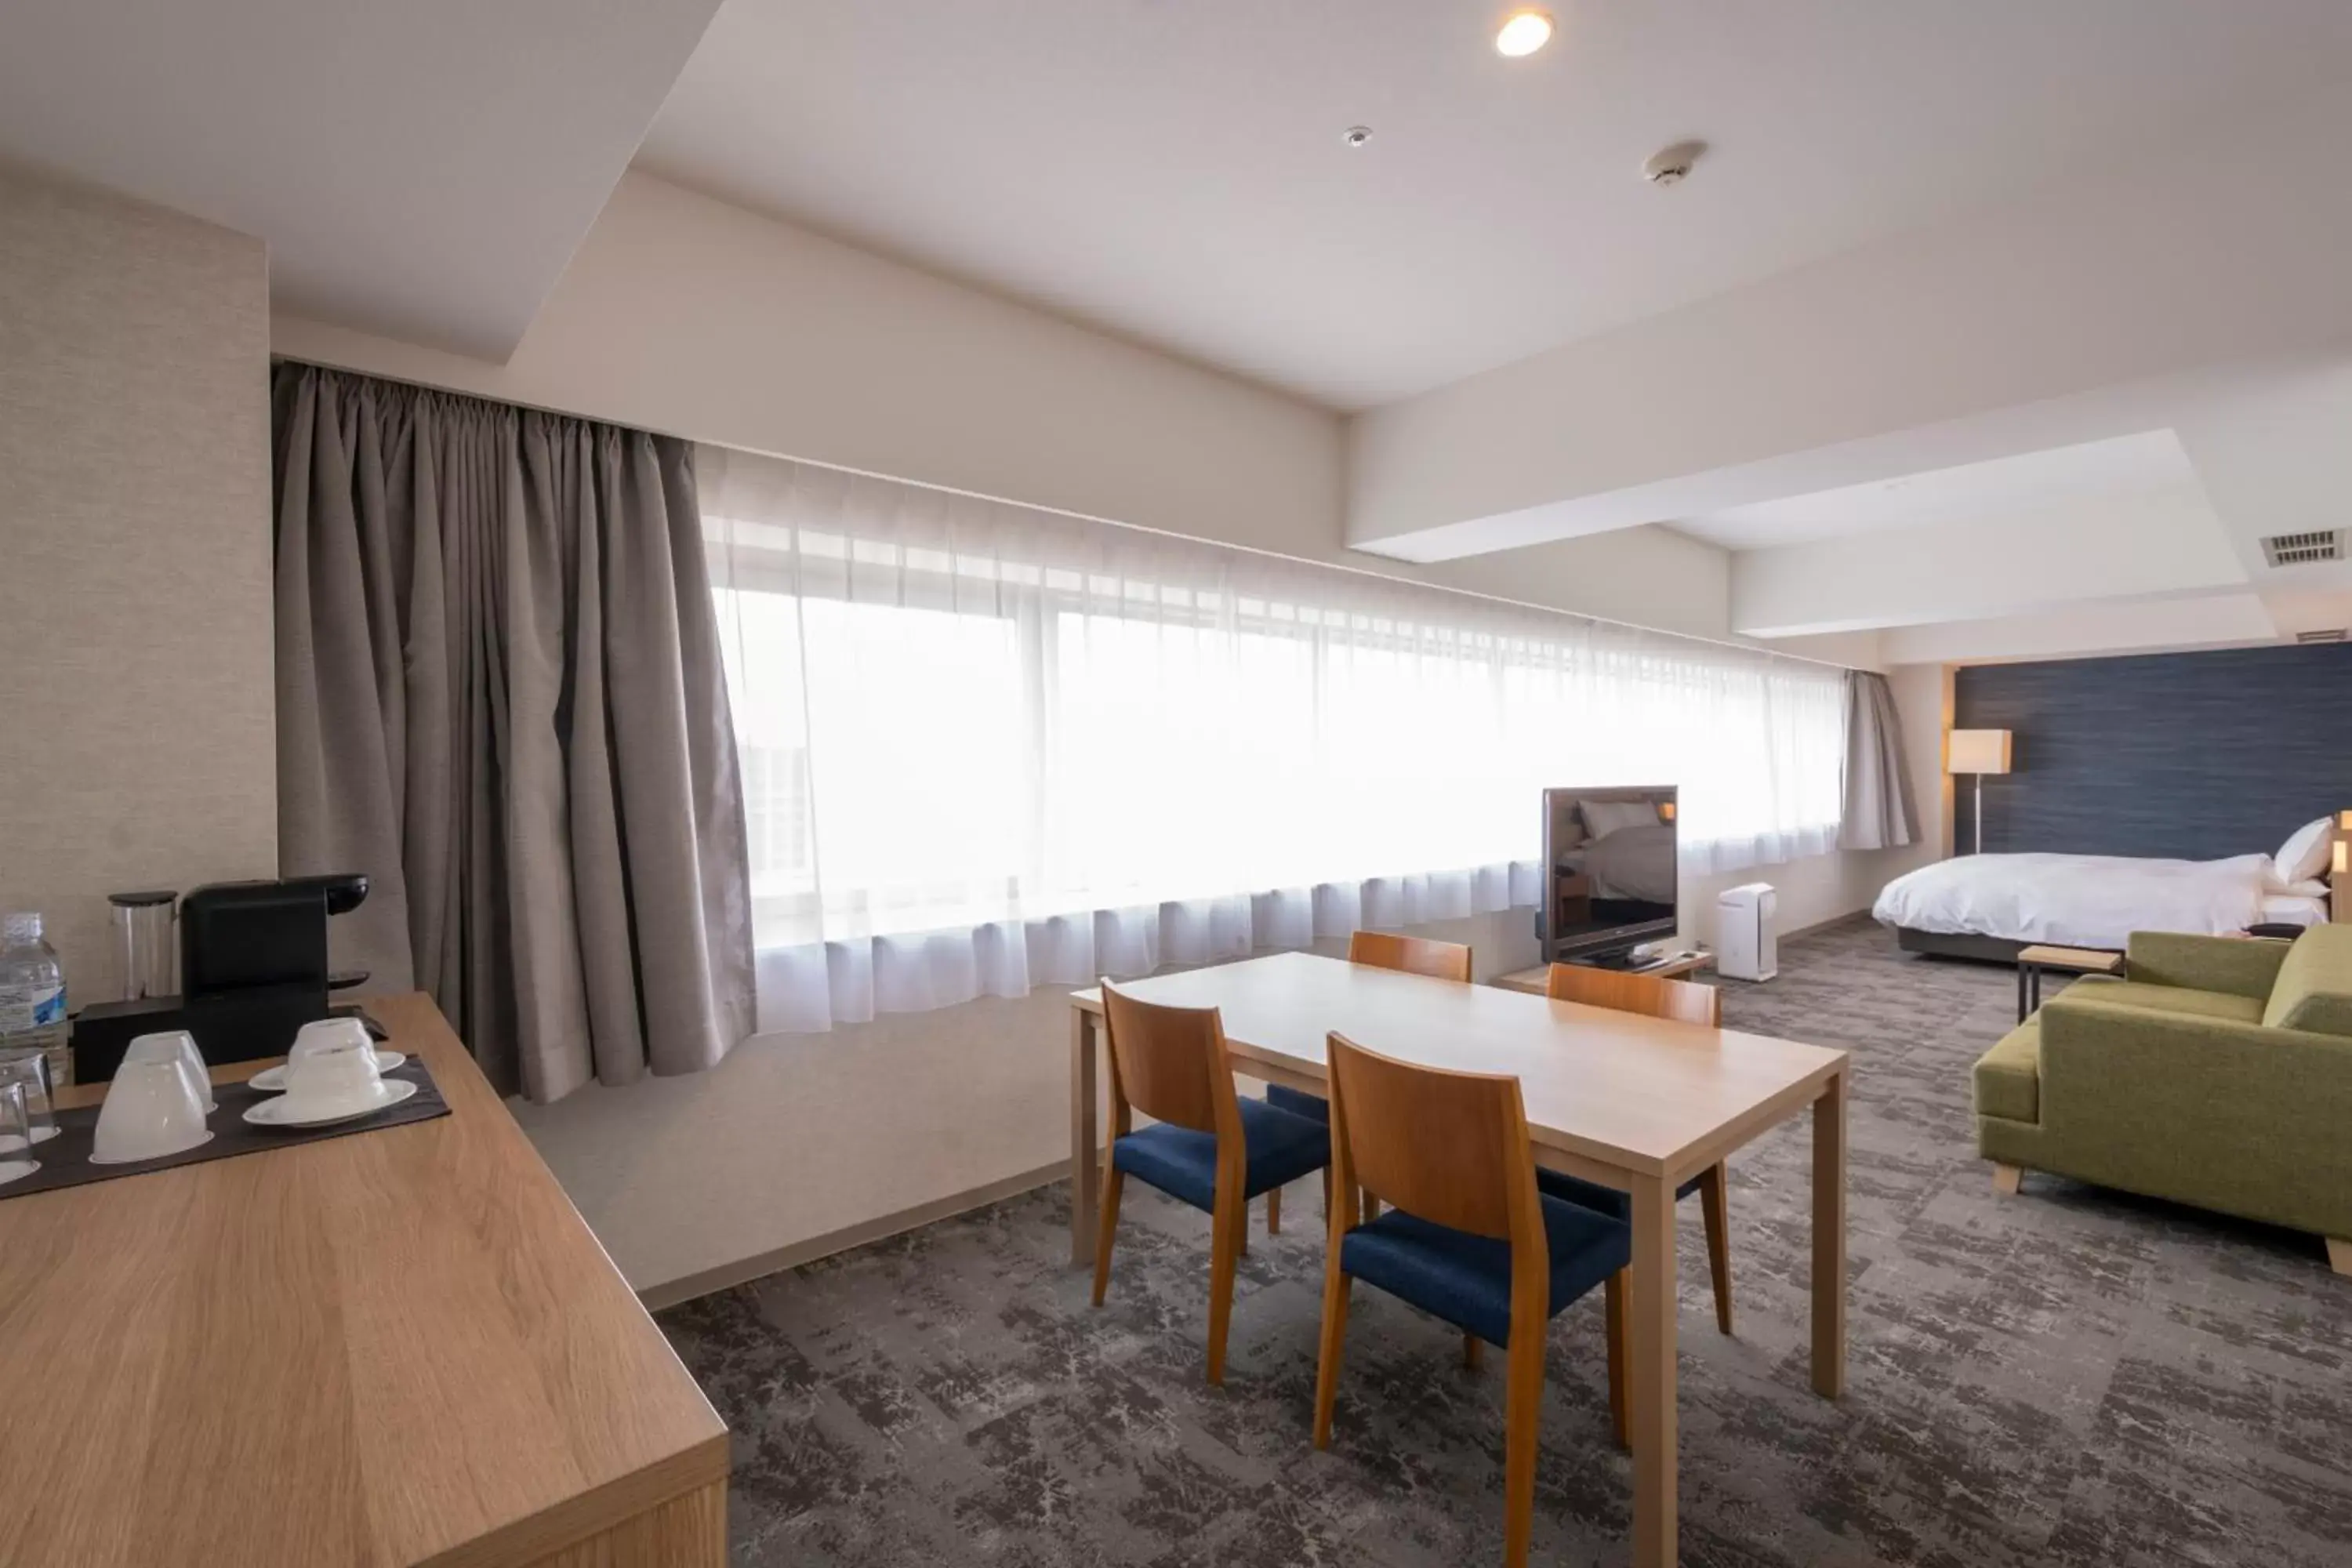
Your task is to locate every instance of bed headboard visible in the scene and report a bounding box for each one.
[1953,643,2352,861]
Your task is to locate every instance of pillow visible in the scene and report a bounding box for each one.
[2273,879,2331,900]
[2270,817,2333,888]
[1580,799,1661,838]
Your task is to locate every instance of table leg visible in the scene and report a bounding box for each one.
[1811,1068,1848,1399]
[1628,1171,1678,1568]
[1070,1007,1101,1267]
[2016,963,2027,1024]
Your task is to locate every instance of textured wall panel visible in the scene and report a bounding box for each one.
[0,166,275,995]
[1953,644,2352,859]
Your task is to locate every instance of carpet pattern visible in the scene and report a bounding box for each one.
[658,918,2352,1566]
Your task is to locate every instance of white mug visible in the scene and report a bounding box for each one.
[147,1029,216,1112]
[92,1034,213,1164]
[281,1035,389,1116]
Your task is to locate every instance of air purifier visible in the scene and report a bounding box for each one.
[1717,883,1777,982]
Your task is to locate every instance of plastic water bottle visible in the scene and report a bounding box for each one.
[0,913,70,1090]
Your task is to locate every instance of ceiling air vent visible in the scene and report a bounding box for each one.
[2260,528,2347,567]
[2295,629,2347,644]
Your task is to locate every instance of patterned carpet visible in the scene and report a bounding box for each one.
[658,917,2352,1566]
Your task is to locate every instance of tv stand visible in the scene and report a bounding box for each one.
[1492,948,1713,994]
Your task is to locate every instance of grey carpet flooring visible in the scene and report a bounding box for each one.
[658,917,2352,1566]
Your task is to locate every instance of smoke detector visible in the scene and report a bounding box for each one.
[1642,140,1707,186]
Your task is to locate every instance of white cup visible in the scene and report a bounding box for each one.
[144,1029,216,1112]
[92,1034,214,1163]
[281,1034,390,1117]
[286,1016,372,1072]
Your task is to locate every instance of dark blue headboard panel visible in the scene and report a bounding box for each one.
[1953,643,2352,860]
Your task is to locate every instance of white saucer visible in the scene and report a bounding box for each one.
[88,1129,216,1165]
[248,1051,405,1094]
[243,1077,419,1129]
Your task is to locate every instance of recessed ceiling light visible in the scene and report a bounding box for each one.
[1495,9,1554,57]
[1343,125,1373,148]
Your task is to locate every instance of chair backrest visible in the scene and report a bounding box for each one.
[1545,962,1721,1026]
[1325,1030,1541,1245]
[1099,982,1239,1137]
[1348,930,1473,984]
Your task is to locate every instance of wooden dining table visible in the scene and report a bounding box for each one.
[1069,952,1849,1568]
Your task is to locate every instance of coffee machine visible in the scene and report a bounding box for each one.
[71,873,372,1083]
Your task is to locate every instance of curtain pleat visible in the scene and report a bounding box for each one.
[1838,670,1922,851]
[272,364,754,1101]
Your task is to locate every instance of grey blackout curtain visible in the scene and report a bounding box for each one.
[271,364,754,1101]
[1838,669,1921,851]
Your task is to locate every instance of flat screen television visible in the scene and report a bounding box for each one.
[1538,786,1679,965]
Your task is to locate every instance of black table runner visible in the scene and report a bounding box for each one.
[0,1057,450,1202]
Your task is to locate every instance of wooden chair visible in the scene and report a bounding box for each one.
[1312,1032,1631,1568]
[1091,982,1332,1385]
[1542,963,1737,1335]
[1265,930,1472,1225]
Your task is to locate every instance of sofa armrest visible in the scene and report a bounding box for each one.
[2038,993,2352,1238]
[2123,931,2289,1000]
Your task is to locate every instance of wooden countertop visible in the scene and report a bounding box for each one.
[0,993,728,1567]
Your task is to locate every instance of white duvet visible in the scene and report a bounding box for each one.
[1872,852,2276,949]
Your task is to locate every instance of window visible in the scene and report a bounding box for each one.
[703,448,1847,1025]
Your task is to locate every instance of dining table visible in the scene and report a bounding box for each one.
[1068,951,1849,1568]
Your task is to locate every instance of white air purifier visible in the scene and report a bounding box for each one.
[1717,883,1778,982]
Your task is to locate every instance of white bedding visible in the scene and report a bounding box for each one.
[1872,852,2281,949]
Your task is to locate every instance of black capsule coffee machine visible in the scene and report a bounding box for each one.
[71,873,372,1083]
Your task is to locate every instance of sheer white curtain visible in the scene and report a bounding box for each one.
[702,446,1848,1031]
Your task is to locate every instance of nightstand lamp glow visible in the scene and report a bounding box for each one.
[1947,729,2013,855]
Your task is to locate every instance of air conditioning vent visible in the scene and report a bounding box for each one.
[2295,628,2347,644]
[2260,528,2346,567]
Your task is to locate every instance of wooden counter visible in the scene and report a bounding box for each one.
[0,994,728,1567]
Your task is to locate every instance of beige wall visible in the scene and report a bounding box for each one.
[0,165,276,996]
[274,169,1347,572]
[513,907,1544,1296]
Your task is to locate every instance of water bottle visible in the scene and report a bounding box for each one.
[0,913,70,1091]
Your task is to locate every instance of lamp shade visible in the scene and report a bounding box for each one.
[1947,728,2012,775]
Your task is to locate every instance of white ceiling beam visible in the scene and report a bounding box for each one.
[1345,85,2352,561]
[1878,593,2281,665]
[1727,485,2245,638]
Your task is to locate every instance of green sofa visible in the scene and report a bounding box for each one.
[1973,924,2352,1272]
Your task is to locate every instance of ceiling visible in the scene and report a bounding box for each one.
[1674,431,2202,551]
[637,0,2352,408]
[0,0,723,357]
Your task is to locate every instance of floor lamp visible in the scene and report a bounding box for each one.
[1947,729,2012,855]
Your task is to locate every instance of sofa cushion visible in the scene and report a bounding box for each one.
[2057,978,2263,1024]
[1973,1018,2042,1123]
[2261,924,2352,1036]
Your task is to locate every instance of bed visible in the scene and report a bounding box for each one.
[1875,817,2336,957]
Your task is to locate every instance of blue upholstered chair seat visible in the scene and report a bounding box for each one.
[1339,1194,1633,1348]
[1536,1167,1704,1218]
[1272,1087,1705,1219]
[1112,1098,1330,1213]
[1265,1083,1330,1123]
